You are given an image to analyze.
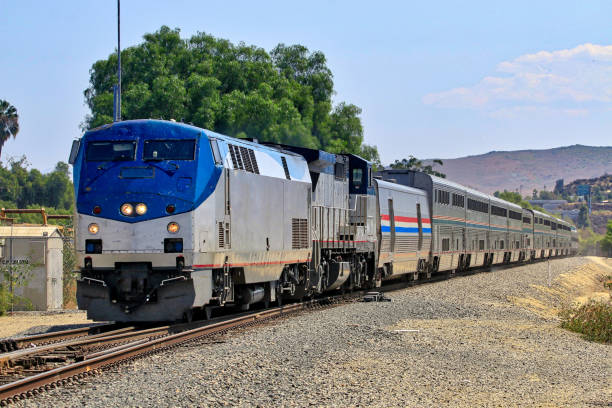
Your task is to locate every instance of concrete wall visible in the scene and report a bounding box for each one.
[0,232,64,311]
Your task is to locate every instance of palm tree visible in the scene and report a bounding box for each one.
[0,100,19,158]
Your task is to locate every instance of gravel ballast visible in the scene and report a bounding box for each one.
[15,257,612,407]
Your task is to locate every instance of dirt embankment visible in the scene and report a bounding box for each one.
[0,312,93,338]
[509,256,611,319]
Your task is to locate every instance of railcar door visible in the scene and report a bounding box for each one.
[416,203,423,253]
[388,198,396,254]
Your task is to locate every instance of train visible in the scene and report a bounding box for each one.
[69,120,578,322]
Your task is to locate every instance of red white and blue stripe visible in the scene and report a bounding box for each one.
[381,215,432,234]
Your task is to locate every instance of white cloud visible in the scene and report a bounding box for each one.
[423,43,612,112]
[487,106,589,120]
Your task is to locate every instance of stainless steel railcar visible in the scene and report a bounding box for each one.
[376,169,573,274]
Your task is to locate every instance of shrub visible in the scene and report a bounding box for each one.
[560,300,612,344]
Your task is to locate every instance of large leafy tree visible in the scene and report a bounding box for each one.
[84,26,379,161]
[0,100,19,159]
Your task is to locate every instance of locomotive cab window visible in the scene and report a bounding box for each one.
[352,168,363,189]
[143,140,196,161]
[86,141,136,161]
[209,139,222,165]
[334,162,346,181]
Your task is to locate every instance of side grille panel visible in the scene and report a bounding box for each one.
[218,222,225,248]
[292,218,308,249]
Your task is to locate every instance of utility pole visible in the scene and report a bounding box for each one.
[114,0,121,122]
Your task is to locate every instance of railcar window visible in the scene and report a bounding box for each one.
[143,140,195,160]
[436,189,450,205]
[467,198,488,213]
[491,205,507,217]
[335,163,346,180]
[86,141,135,161]
[522,216,531,224]
[509,210,522,220]
[452,193,465,207]
[442,238,450,251]
[544,220,550,226]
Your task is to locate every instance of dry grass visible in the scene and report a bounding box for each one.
[560,300,612,343]
[509,257,612,319]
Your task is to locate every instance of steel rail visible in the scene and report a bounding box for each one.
[0,303,304,404]
[0,323,120,352]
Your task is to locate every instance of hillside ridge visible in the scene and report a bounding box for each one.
[424,145,611,194]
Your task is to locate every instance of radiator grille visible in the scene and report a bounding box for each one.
[249,149,259,174]
[281,157,291,180]
[292,218,308,249]
[228,144,259,174]
[228,144,240,170]
[239,146,252,172]
[218,222,225,248]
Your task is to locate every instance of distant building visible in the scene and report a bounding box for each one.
[0,225,64,311]
[528,199,567,213]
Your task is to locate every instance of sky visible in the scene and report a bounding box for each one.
[1,0,612,173]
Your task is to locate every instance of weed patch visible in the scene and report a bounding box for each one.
[560,300,612,344]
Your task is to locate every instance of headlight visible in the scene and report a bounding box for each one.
[135,203,147,215]
[167,222,180,234]
[120,203,134,216]
[88,223,99,234]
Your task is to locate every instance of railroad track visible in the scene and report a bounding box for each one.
[0,257,558,405]
[0,323,122,352]
[0,300,332,405]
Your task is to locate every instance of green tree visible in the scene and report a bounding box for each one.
[577,205,591,229]
[538,190,557,200]
[601,220,612,256]
[390,156,445,178]
[0,157,74,218]
[493,190,532,209]
[0,100,19,159]
[359,144,382,170]
[83,26,375,156]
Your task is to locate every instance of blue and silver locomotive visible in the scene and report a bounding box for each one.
[70,120,574,322]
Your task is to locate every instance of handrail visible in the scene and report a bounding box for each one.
[0,208,72,226]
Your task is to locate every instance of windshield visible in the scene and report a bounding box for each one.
[143,140,195,160]
[86,141,135,161]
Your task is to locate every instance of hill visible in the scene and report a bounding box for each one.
[563,174,612,198]
[424,145,612,194]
